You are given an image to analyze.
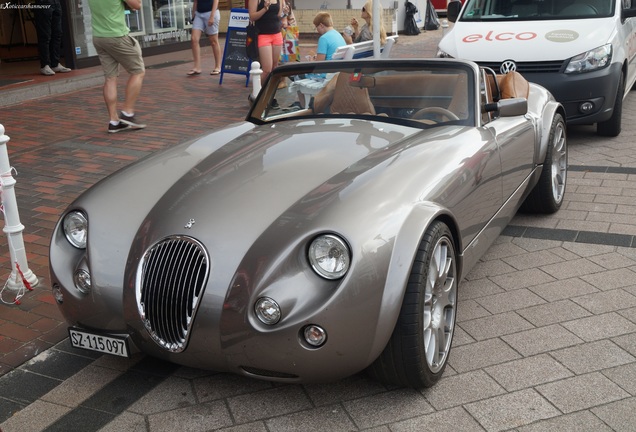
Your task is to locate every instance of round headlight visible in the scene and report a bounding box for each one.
[308,234,350,280]
[63,211,88,249]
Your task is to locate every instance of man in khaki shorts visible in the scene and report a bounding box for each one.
[87,0,146,133]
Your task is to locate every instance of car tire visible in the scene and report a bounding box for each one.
[520,113,567,214]
[597,73,624,137]
[368,221,457,388]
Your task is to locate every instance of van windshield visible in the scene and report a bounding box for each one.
[460,0,615,21]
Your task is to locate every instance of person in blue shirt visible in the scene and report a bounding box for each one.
[313,12,346,60]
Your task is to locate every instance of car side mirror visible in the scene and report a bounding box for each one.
[447,0,462,23]
[484,98,528,116]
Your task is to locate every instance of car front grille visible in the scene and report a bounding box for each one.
[136,235,209,352]
[478,60,565,74]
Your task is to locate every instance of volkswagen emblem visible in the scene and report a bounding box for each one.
[500,60,517,74]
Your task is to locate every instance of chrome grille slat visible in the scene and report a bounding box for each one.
[137,236,209,352]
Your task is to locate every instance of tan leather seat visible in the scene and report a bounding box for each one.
[498,71,530,99]
[313,73,376,115]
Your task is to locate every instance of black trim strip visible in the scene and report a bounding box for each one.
[503,225,636,248]
[569,165,636,175]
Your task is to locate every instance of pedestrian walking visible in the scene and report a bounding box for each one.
[33,0,72,76]
[187,0,222,76]
[86,0,147,133]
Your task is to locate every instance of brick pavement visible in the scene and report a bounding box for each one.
[1,27,636,431]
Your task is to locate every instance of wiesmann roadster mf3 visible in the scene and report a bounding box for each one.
[50,59,567,388]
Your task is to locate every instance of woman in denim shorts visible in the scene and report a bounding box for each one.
[188,0,222,76]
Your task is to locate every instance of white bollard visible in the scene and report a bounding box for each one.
[0,124,39,297]
[249,61,263,102]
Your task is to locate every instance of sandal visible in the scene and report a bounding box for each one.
[210,69,221,75]
[187,70,201,76]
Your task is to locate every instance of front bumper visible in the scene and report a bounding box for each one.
[524,63,622,125]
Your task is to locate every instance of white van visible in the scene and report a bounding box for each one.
[438,0,636,136]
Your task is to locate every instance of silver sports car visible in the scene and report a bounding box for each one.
[50,59,567,388]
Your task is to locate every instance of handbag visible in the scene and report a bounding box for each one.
[246,22,259,61]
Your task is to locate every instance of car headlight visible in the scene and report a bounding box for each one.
[565,44,611,73]
[63,211,88,249]
[308,234,351,280]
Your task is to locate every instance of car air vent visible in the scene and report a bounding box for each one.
[136,235,209,352]
[241,366,299,379]
[478,60,565,74]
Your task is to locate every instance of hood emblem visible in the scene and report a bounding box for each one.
[500,60,517,74]
[185,219,195,229]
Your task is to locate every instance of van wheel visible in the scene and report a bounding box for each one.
[597,73,624,137]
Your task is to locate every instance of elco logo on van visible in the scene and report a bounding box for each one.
[462,31,538,43]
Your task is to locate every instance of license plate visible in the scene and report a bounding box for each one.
[68,328,130,358]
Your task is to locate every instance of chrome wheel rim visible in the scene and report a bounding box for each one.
[423,236,457,373]
[551,121,567,204]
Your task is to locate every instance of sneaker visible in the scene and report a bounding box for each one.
[52,65,71,73]
[119,113,146,129]
[108,122,131,133]
[40,65,55,76]
[271,98,279,108]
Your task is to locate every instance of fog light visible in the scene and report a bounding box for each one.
[579,101,594,114]
[304,325,327,347]
[52,283,64,304]
[73,269,91,294]
[255,297,281,325]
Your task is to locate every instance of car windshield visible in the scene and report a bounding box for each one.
[460,0,615,21]
[248,59,476,128]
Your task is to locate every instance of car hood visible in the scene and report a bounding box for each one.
[439,17,615,61]
[77,119,452,289]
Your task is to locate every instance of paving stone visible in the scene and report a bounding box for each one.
[517,410,613,432]
[458,278,505,301]
[457,299,491,322]
[0,400,70,432]
[464,389,559,432]
[580,267,636,290]
[551,339,635,374]
[460,311,534,341]
[390,406,484,432]
[517,299,592,326]
[192,373,273,402]
[484,354,573,391]
[489,268,556,291]
[571,288,636,314]
[303,375,387,406]
[227,386,312,424]
[529,277,598,302]
[502,324,583,356]
[502,250,564,271]
[422,370,505,410]
[342,388,433,429]
[41,365,122,408]
[591,397,636,431]
[449,338,521,373]
[562,312,636,342]
[265,405,357,432]
[536,372,629,413]
[586,251,636,269]
[96,412,147,432]
[539,258,606,280]
[474,289,546,314]
[146,400,233,432]
[602,362,636,395]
